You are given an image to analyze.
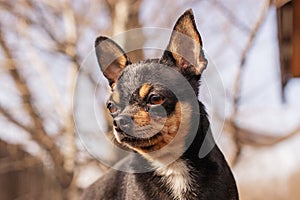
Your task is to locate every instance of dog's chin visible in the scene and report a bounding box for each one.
[113,129,163,151]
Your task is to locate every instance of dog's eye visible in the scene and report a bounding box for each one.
[107,102,117,113]
[149,95,164,105]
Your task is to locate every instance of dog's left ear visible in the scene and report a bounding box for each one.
[162,9,207,76]
[95,36,131,88]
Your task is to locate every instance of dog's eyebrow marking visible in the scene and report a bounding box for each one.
[139,83,152,99]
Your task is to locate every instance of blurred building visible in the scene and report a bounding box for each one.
[277,0,300,101]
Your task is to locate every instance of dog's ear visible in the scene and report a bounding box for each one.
[162,9,207,76]
[95,36,131,88]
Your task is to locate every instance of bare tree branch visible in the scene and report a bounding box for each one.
[0,2,103,197]
[212,0,252,34]
[104,0,144,62]
[0,154,41,174]
[228,0,272,166]
[0,105,32,133]
[0,31,73,188]
[0,139,42,174]
[223,119,300,147]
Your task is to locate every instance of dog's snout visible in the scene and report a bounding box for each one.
[113,115,133,132]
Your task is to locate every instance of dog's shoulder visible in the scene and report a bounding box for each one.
[81,155,173,200]
[81,167,125,200]
[81,156,132,200]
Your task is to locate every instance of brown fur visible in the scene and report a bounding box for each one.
[84,9,239,200]
[134,102,181,153]
[95,37,130,86]
[165,9,207,76]
[133,110,151,126]
[139,84,152,99]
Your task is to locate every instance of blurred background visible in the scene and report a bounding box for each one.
[0,0,299,199]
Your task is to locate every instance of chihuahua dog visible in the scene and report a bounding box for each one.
[82,9,238,200]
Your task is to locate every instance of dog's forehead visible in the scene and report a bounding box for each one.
[118,64,153,90]
[115,62,174,95]
[111,61,194,105]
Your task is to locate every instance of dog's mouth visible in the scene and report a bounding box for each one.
[114,128,164,150]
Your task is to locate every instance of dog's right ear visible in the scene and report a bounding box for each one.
[161,9,207,77]
[95,36,131,88]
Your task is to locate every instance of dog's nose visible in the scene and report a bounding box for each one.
[113,115,133,132]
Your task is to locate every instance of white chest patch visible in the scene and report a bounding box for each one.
[154,160,193,200]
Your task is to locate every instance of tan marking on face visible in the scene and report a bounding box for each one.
[136,102,192,165]
[133,110,151,126]
[161,102,181,137]
[111,90,120,103]
[139,84,152,99]
[134,102,182,153]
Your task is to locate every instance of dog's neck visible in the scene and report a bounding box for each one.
[183,101,211,160]
[153,159,194,200]
[130,101,211,200]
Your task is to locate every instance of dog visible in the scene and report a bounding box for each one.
[82,9,239,200]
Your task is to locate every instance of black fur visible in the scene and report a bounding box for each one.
[82,103,238,199]
[82,9,239,200]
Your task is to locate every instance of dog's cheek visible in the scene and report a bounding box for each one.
[160,102,181,142]
[139,102,182,153]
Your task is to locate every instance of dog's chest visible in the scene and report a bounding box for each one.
[154,160,195,200]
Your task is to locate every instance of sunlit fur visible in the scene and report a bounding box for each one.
[154,159,194,200]
[82,9,239,200]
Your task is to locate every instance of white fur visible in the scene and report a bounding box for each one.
[154,160,193,200]
[131,102,197,199]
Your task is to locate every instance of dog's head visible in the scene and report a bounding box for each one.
[95,9,207,156]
